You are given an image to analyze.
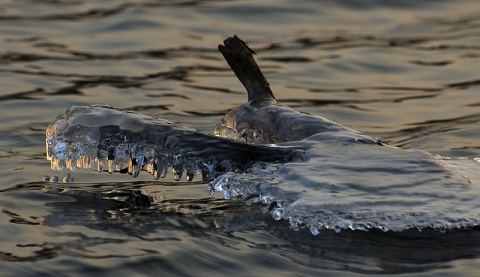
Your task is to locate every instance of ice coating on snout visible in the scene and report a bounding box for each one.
[46,105,300,182]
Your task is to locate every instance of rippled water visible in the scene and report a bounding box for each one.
[1,0,480,276]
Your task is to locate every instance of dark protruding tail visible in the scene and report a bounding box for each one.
[218,35,277,107]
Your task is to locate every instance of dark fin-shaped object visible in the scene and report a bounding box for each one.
[219,35,277,107]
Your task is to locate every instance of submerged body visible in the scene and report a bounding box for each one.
[45,36,480,234]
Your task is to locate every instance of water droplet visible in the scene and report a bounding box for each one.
[63,173,72,183]
[271,207,284,221]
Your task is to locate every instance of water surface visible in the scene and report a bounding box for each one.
[0,0,479,276]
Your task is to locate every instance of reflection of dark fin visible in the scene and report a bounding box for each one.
[219,35,277,107]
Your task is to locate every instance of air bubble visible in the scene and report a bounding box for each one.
[271,208,284,220]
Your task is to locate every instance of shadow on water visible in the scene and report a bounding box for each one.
[2,182,480,275]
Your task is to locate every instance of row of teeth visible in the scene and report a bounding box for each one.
[46,136,220,182]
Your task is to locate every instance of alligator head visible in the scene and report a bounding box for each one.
[44,35,480,234]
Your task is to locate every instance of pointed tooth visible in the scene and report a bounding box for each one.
[50,157,56,171]
[97,159,105,172]
[161,166,167,178]
[172,161,184,181]
[59,159,66,172]
[201,162,214,182]
[153,157,165,180]
[66,158,76,171]
[128,157,141,178]
[46,137,53,160]
[172,166,183,181]
[173,171,182,181]
[128,157,134,174]
[153,168,160,180]
[76,156,83,169]
[136,161,142,177]
[107,159,114,174]
[185,161,197,182]
[201,169,211,182]
[132,162,141,178]
[107,145,115,161]
[186,170,195,182]
[52,157,65,172]
[115,159,124,171]
[84,148,95,169]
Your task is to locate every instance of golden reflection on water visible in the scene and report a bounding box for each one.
[0,0,479,275]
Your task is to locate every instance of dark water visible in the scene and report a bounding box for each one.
[1,0,480,276]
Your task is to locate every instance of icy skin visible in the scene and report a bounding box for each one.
[213,102,384,145]
[215,35,384,145]
[46,105,301,182]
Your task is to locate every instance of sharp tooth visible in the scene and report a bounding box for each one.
[128,157,134,174]
[153,157,165,180]
[186,170,195,182]
[185,160,198,182]
[66,158,76,171]
[161,166,167,178]
[128,157,141,177]
[50,158,56,171]
[115,160,124,171]
[132,160,141,178]
[97,159,105,173]
[146,163,153,174]
[107,145,115,161]
[172,164,183,181]
[55,157,65,172]
[107,159,114,174]
[46,137,53,160]
[201,162,214,182]
[76,156,84,169]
